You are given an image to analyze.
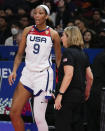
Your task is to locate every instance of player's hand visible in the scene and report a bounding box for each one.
[52,93,55,99]
[8,72,17,86]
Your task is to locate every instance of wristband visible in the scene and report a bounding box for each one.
[59,91,64,96]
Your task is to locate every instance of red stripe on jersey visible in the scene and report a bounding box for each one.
[28,26,51,37]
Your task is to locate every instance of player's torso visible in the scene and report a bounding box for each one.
[25,25,53,71]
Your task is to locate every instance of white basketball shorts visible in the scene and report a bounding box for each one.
[20,66,54,98]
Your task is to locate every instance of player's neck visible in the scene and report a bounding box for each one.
[36,24,47,31]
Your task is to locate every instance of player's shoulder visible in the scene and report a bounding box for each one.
[23,25,34,36]
[49,27,59,39]
[49,27,58,35]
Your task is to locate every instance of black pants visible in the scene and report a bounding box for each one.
[86,91,101,131]
[55,101,84,131]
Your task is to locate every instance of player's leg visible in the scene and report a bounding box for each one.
[10,82,32,131]
[33,92,48,131]
[33,67,53,131]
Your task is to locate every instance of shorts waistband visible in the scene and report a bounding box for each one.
[26,66,51,72]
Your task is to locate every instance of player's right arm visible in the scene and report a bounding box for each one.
[8,26,33,86]
[50,28,61,68]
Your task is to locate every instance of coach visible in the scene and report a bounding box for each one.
[55,26,93,131]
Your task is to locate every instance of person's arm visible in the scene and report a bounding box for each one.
[55,65,74,110]
[85,66,93,101]
[12,30,26,73]
[8,26,32,85]
[59,66,74,93]
[50,28,61,68]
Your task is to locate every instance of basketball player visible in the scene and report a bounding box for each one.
[8,5,61,131]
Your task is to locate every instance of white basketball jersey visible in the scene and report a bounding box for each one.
[25,25,53,71]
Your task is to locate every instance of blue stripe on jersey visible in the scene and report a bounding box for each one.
[34,25,49,32]
[45,69,49,91]
[33,90,43,97]
[45,96,52,100]
[23,85,33,94]
[48,50,52,68]
[52,69,55,91]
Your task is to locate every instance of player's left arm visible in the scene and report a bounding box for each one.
[50,28,61,68]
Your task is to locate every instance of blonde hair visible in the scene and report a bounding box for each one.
[64,26,84,48]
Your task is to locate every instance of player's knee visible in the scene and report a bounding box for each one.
[35,115,45,125]
[35,116,48,131]
[10,108,21,121]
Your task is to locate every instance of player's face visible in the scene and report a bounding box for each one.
[33,7,48,26]
[61,32,68,48]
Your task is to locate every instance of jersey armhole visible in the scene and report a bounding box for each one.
[49,27,54,44]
